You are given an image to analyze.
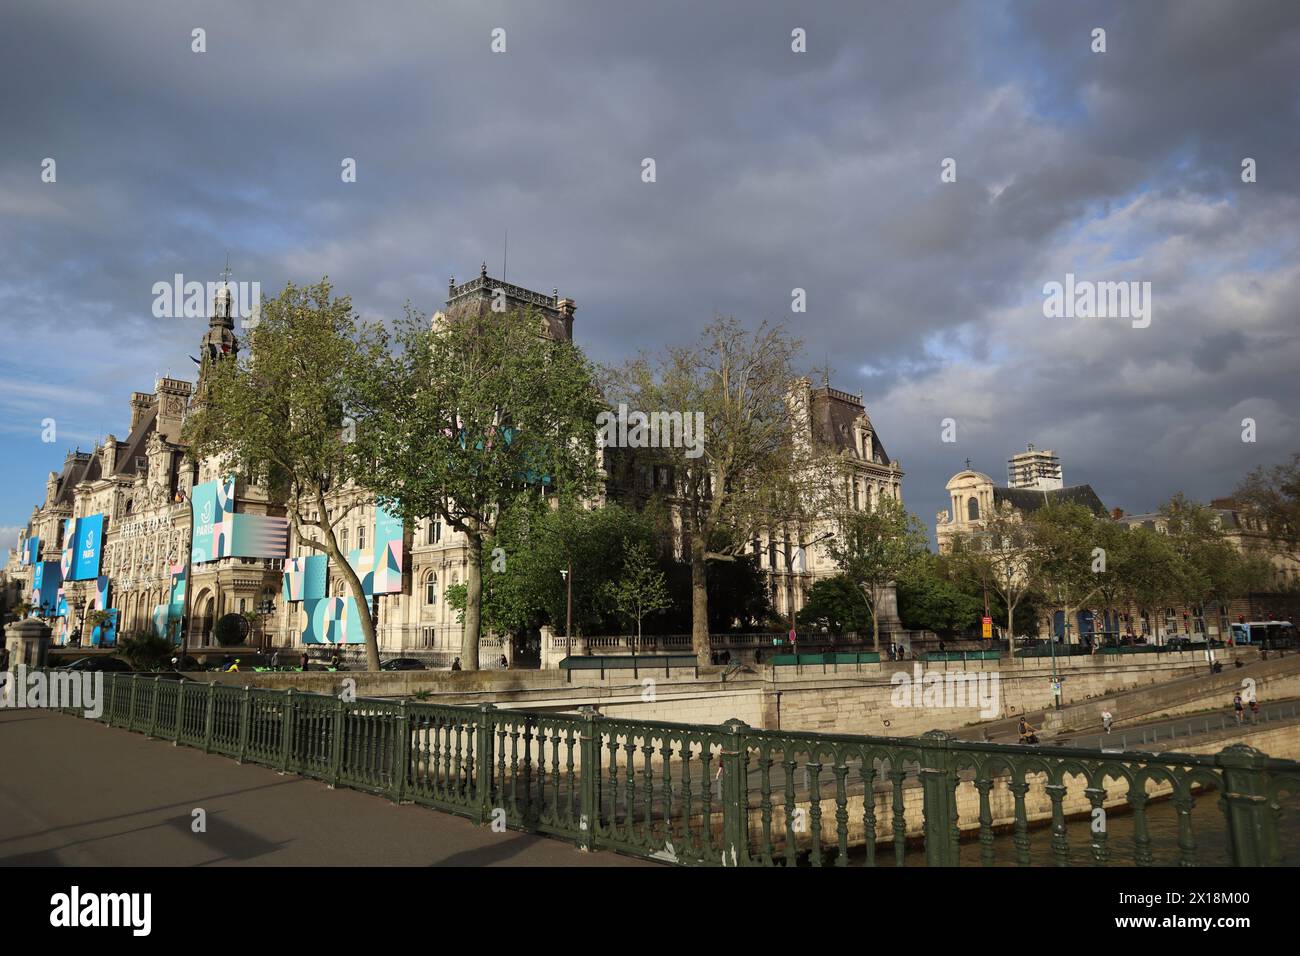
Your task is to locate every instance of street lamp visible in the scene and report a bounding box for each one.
[558,565,575,653]
[71,594,87,647]
[532,520,578,655]
[256,596,276,650]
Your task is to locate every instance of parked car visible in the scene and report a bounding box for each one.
[1165,636,1193,650]
[380,657,427,671]
[58,656,133,672]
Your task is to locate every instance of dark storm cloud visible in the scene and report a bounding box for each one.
[1,0,1298,536]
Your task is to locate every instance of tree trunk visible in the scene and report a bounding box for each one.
[869,586,880,651]
[690,537,710,667]
[462,530,483,671]
[1006,601,1016,658]
[308,497,380,671]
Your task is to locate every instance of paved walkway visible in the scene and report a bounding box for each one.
[0,710,652,867]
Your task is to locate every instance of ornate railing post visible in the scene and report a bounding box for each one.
[720,718,749,867]
[148,675,160,737]
[202,682,215,753]
[127,674,138,732]
[577,706,601,851]
[174,677,185,743]
[280,688,294,773]
[328,696,345,788]
[237,686,252,763]
[103,674,116,725]
[919,730,958,867]
[1217,744,1274,866]
[391,700,410,805]
[474,704,496,825]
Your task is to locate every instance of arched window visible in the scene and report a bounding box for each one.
[425,572,438,606]
[967,496,980,521]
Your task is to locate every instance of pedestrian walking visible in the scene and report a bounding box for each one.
[1102,709,1113,734]
[451,657,462,671]
[271,649,280,669]
[300,651,309,672]
[1233,693,1244,724]
[499,654,508,669]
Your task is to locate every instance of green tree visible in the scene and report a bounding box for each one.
[611,316,803,665]
[353,306,606,670]
[796,574,871,635]
[1030,502,1102,644]
[1161,493,1241,638]
[950,502,1042,653]
[116,631,175,671]
[896,552,985,638]
[185,279,384,668]
[1117,524,1181,641]
[825,496,928,649]
[605,540,672,645]
[1235,452,1300,563]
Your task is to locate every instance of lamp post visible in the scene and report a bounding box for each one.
[559,563,575,654]
[71,594,87,647]
[532,520,578,655]
[256,597,277,650]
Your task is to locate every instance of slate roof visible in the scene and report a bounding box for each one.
[993,484,1108,515]
[112,403,157,477]
[809,388,891,464]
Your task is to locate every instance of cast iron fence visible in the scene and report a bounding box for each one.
[48,672,1300,866]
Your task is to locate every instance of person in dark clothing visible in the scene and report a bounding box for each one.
[451,657,462,671]
[300,652,310,671]
[1018,717,1039,745]
[499,654,508,669]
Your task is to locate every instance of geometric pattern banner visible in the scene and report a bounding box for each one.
[192,477,288,563]
[300,596,363,644]
[284,503,404,643]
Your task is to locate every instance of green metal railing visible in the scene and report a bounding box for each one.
[55,673,1300,866]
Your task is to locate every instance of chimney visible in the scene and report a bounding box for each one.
[101,435,118,475]
[130,392,155,431]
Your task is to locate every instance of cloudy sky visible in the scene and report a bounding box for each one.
[2,0,1298,553]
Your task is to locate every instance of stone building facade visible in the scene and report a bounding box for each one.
[934,452,1298,642]
[604,378,906,631]
[4,262,909,660]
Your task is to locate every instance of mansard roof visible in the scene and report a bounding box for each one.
[993,484,1108,516]
[51,452,94,507]
[809,385,892,464]
[113,403,158,477]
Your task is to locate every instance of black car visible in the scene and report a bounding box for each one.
[59,656,133,672]
[380,657,427,671]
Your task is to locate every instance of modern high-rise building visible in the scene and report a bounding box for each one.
[1007,442,1063,491]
